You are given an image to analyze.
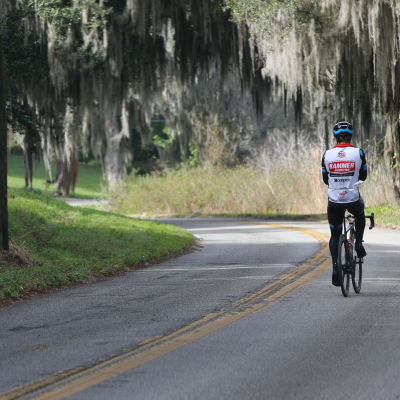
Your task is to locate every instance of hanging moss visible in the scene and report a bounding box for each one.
[13,0,400,192]
[9,0,274,188]
[226,0,400,191]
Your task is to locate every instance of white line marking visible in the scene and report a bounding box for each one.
[137,265,293,272]
[362,278,400,281]
[370,250,400,253]
[192,276,273,281]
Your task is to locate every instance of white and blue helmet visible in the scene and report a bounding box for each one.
[333,121,353,136]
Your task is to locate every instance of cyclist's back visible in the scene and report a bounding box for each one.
[323,145,366,203]
[321,121,368,286]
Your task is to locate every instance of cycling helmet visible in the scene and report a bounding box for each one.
[333,121,353,136]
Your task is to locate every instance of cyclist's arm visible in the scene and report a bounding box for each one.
[321,152,329,185]
[359,149,367,181]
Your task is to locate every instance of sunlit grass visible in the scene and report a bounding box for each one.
[366,204,400,228]
[0,189,194,299]
[7,155,105,198]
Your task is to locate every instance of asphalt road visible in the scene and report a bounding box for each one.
[0,218,400,400]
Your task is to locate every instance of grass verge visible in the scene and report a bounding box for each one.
[204,212,327,221]
[8,155,105,198]
[365,205,400,229]
[0,189,195,301]
[160,212,327,221]
[169,208,398,230]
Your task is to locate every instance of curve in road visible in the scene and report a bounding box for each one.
[1,219,397,400]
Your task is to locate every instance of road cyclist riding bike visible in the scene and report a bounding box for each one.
[334,203,374,296]
[321,121,369,288]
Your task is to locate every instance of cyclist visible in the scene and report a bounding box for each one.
[321,121,368,286]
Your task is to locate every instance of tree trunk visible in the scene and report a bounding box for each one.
[0,33,9,250]
[26,123,34,187]
[70,144,79,195]
[61,160,69,196]
[55,158,70,196]
[104,99,123,190]
[385,106,400,196]
[23,149,29,187]
[325,118,329,151]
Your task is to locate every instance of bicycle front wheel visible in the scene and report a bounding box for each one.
[352,257,362,294]
[338,235,350,297]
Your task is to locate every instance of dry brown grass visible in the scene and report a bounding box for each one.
[111,133,397,217]
[0,242,37,268]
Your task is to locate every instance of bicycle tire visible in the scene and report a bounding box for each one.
[352,257,362,294]
[338,235,350,297]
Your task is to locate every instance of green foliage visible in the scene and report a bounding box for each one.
[0,188,194,299]
[22,0,106,39]
[224,0,316,22]
[188,140,200,168]
[20,0,109,68]
[390,154,397,169]
[4,9,36,79]
[224,0,318,39]
[153,127,174,150]
[5,95,31,134]
[31,0,83,37]
[3,8,38,133]
[365,204,400,228]
[76,44,105,68]
[151,113,174,150]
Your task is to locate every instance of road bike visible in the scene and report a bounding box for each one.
[330,181,375,297]
[337,210,375,297]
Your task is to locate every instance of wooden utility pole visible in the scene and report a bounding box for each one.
[0,31,9,250]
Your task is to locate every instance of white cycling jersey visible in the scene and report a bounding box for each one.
[322,145,367,203]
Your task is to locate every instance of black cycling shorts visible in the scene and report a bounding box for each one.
[327,197,365,228]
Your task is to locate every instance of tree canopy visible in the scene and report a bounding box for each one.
[4,0,400,193]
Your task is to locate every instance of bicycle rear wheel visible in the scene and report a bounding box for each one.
[352,257,362,294]
[338,235,350,297]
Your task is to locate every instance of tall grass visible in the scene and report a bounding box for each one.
[111,133,397,216]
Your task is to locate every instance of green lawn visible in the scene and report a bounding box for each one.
[8,155,105,198]
[366,205,400,228]
[0,189,195,300]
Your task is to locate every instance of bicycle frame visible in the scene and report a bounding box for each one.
[341,215,356,275]
[341,212,375,273]
[342,212,375,239]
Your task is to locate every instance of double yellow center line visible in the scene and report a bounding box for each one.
[0,222,331,400]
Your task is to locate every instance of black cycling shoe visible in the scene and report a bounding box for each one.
[332,263,340,287]
[355,243,367,258]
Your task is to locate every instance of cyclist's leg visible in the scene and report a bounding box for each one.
[327,201,344,286]
[347,197,367,257]
[327,201,344,263]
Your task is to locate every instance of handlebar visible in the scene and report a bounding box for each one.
[345,212,375,230]
[365,212,375,230]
